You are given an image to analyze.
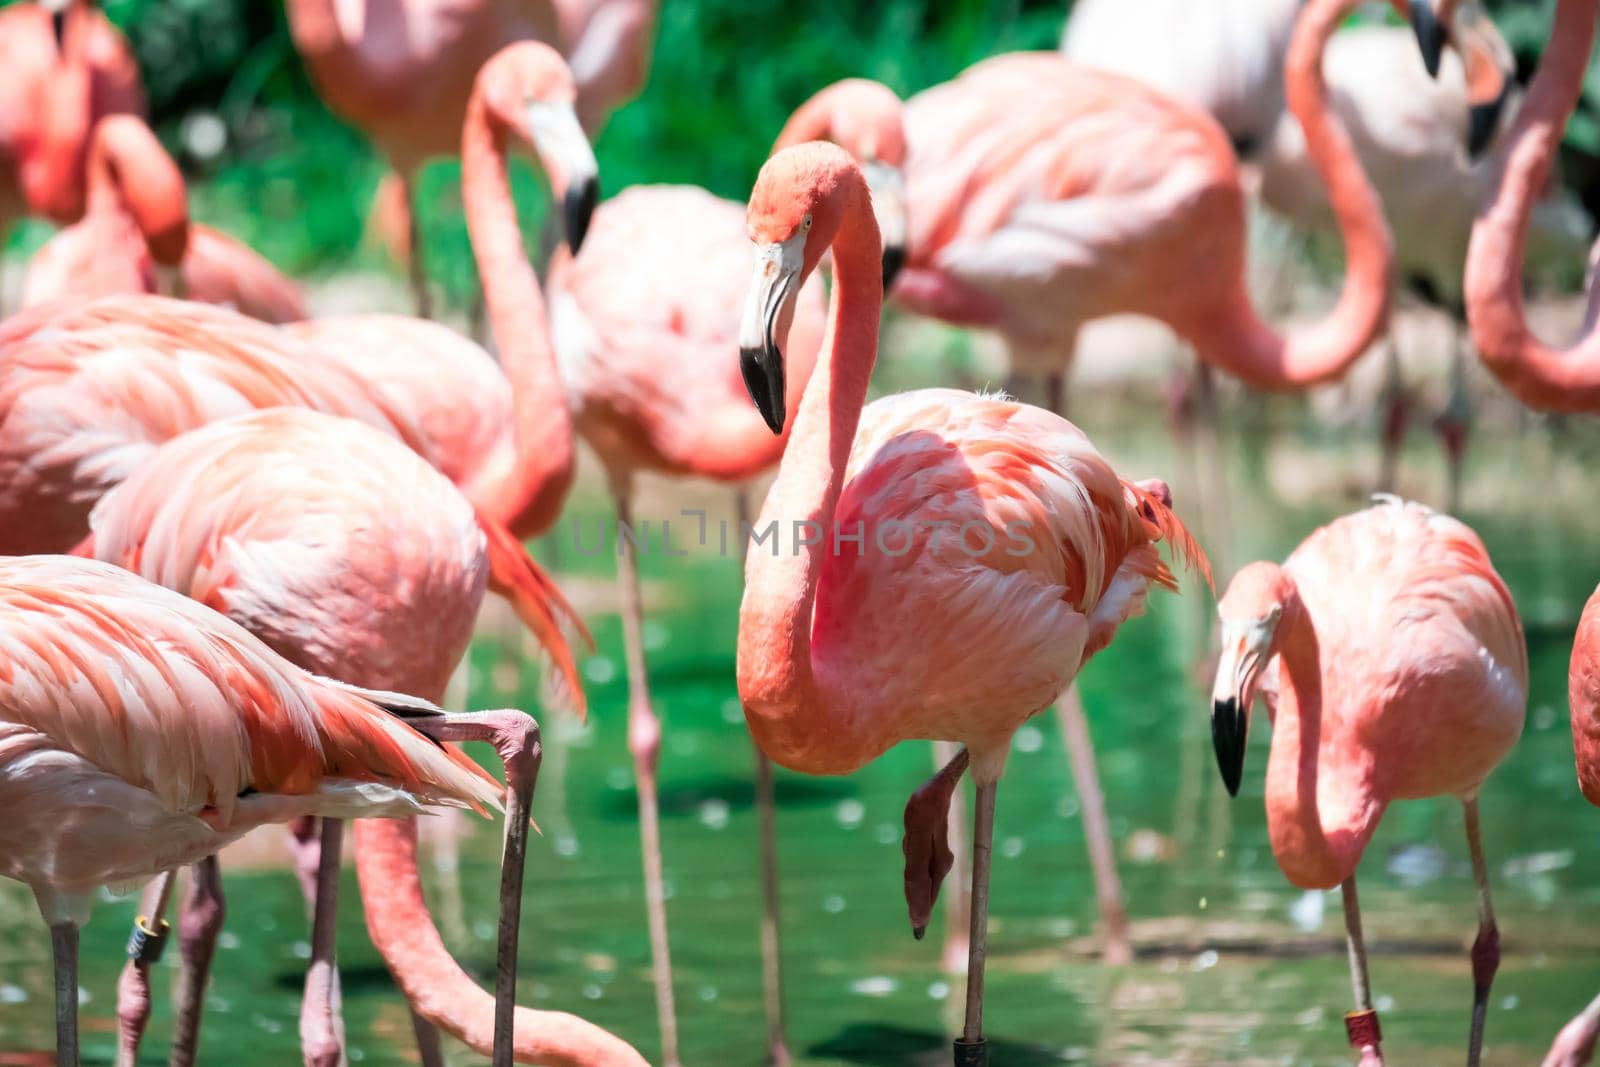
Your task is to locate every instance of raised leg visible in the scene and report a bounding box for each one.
[1543,990,1600,1067]
[613,485,680,1067]
[955,779,998,1067]
[300,818,346,1067]
[738,488,790,1067]
[51,921,80,1067]
[116,871,176,1067]
[412,708,542,1067]
[1377,337,1407,495]
[402,170,433,320]
[1341,877,1385,1067]
[932,740,971,975]
[170,856,226,1067]
[903,748,970,939]
[1056,686,1131,964]
[1464,797,1500,1067]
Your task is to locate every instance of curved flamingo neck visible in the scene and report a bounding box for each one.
[461,83,575,538]
[86,119,189,267]
[1464,0,1600,411]
[1185,0,1392,390]
[352,818,648,1066]
[1264,593,1385,889]
[738,172,883,776]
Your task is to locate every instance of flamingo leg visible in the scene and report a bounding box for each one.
[1056,686,1131,964]
[1044,372,1068,418]
[1437,319,1472,515]
[613,485,681,1067]
[1464,797,1500,1067]
[955,779,997,1067]
[51,921,80,1067]
[1542,989,1600,1067]
[1340,876,1385,1067]
[170,855,226,1067]
[1377,335,1406,495]
[737,488,790,1067]
[300,818,346,1067]
[402,169,433,320]
[116,870,176,1067]
[411,709,542,1067]
[932,739,971,976]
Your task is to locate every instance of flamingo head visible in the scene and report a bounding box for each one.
[1211,562,1297,798]
[1403,0,1511,163]
[478,41,599,253]
[740,142,867,433]
[775,79,908,290]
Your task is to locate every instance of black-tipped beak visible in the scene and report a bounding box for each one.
[1411,0,1446,79]
[50,6,66,50]
[1211,696,1247,798]
[882,244,906,291]
[562,177,596,254]
[740,342,786,435]
[1467,82,1510,162]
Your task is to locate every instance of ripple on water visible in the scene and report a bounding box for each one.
[851,975,897,997]
[835,799,865,829]
[698,798,731,830]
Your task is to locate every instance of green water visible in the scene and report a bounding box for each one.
[2,375,1600,1066]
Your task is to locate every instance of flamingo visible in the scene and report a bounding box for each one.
[1060,0,1303,159]
[734,142,1208,1066]
[21,115,307,322]
[0,554,541,1067]
[545,184,825,1066]
[1257,14,1587,510]
[1540,588,1600,1066]
[1211,497,1525,1066]
[1423,0,1600,415]
[83,408,635,1067]
[285,0,646,316]
[0,0,143,241]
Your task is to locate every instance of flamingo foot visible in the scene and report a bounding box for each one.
[903,748,970,938]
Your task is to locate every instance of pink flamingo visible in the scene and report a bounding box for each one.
[84,408,633,1067]
[21,115,307,322]
[546,183,825,1066]
[0,553,540,1067]
[552,0,656,134]
[1442,0,1600,414]
[734,142,1208,1065]
[1211,497,1525,1066]
[0,0,143,240]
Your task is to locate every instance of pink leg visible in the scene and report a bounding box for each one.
[1341,877,1386,1067]
[115,871,175,1067]
[300,818,346,1067]
[613,485,680,1067]
[171,856,226,1067]
[1056,687,1131,964]
[1435,324,1471,515]
[412,708,542,1067]
[1464,797,1500,1067]
[1543,991,1600,1067]
[1377,338,1407,495]
[288,816,321,906]
[402,169,433,320]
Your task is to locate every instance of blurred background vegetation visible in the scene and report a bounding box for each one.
[5,0,1597,307]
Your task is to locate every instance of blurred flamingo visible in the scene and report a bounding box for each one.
[547,184,825,1065]
[0,0,143,243]
[21,115,307,322]
[1211,497,1525,1067]
[88,409,609,1066]
[1060,0,1302,159]
[286,0,648,315]
[1258,15,1586,510]
[0,554,539,1067]
[735,142,1208,1065]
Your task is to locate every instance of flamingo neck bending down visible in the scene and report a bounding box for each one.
[461,45,577,538]
[83,116,189,269]
[1463,0,1599,411]
[1255,568,1386,890]
[737,153,887,776]
[1181,0,1394,390]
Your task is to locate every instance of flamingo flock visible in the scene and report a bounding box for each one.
[0,0,1598,1066]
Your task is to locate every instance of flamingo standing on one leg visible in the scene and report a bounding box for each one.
[86,409,623,1067]
[21,114,307,322]
[0,554,540,1067]
[546,184,825,1066]
[1210,497,1525,1066]
[734,142,1209,1066]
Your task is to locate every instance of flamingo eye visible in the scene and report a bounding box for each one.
[801,214,812,232]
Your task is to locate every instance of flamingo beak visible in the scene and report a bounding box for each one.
[739,230,806,434]
[1210,614,1276,797]
[525,100,598,253]
[863,160,908,291]
[1467,82,1510,162]
[1409,0,1447,78]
